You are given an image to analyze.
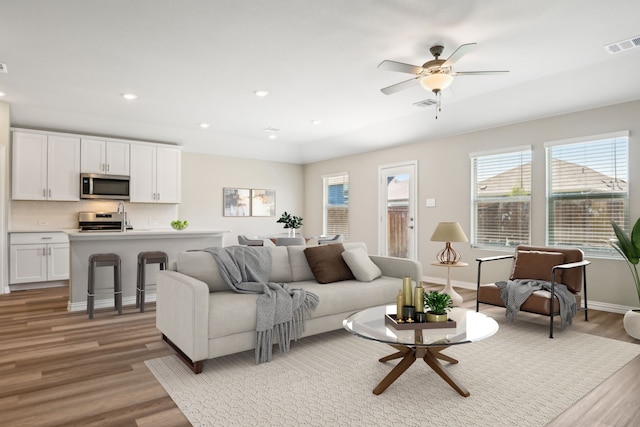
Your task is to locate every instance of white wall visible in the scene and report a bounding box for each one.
[304,100,640,310]
[179,152,304,247]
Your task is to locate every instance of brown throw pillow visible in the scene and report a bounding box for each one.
[510,250,565,283]
[304,243,355,284]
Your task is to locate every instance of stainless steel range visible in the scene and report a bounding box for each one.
[78,212,124,232]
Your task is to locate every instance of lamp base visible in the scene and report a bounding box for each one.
[436,242,460,264]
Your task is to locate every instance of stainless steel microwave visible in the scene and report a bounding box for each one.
[80,173,130,200]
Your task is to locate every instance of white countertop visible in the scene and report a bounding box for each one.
[65,229,229,241]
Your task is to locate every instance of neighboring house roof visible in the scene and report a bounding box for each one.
[478,159,626,197]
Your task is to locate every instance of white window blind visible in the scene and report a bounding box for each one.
[471,148,531,247]
[323,173,349,238]
[546,133,629,252]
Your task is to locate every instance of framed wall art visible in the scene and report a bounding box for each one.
[251,189,276,216]
[223,188,251,216]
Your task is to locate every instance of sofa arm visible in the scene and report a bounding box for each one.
[156,270,210,364]
[369,255,423,284]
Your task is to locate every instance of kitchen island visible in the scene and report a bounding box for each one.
[66,229,228,312]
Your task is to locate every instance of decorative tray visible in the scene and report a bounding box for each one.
[385,314,456,330]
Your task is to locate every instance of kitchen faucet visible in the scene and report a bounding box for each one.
[117,201,126,232]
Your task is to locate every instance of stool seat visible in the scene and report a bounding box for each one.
[87,253,122,319]
[136,251,168,312]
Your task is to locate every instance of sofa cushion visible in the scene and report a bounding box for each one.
[177,251,228,292]
[304,243,355,284]
[268,246,293,283]
[342,247,382,282]
[287,245,316,281]
[510,250,565,283]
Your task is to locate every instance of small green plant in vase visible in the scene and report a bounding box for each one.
[277,211,303,236]
[423,291,453,322]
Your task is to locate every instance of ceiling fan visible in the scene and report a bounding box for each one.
[378,43,509,117]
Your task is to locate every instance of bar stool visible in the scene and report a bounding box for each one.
[136,251,168,312]
[87,253,122,319]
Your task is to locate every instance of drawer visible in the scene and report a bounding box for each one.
[10,232,69,245]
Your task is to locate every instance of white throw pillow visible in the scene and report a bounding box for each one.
[341,247,382,282]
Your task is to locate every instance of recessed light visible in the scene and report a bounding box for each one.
[199,123,210,128]
[311,120,323,125]
[268,134,278,140]
[122,93,138,100]
[254,90,269,97]
[0,91,6,97]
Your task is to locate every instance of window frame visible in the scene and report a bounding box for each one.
[470,146,532,249]
[322,172,349,239]
[544,131,629,256]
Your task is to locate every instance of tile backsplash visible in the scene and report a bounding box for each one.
[9,200,178,231]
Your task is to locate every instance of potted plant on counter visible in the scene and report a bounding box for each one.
[423,291,453,322]
[611,217,640,339]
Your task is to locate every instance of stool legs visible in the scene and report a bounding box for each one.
[87,253,122,319]
[114,258,122,315]
[87,261,95,319]
[136,253,167,313]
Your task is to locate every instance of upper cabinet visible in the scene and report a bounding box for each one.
[130,144,181,203]
[80,138,130,176]
[12,131,80,201]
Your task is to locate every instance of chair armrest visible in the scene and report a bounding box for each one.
[476,254,515,263]
[552,260,591,270]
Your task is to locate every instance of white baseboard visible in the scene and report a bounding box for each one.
[422,275,634,315]
[67,293,157,312]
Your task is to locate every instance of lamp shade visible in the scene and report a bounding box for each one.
[430,222,468,243]
[420,73,454,92]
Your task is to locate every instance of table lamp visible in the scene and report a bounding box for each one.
[430,222,468,264]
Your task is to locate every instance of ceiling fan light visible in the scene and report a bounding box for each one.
[420,73,454,92]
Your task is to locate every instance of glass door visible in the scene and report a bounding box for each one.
[378,162,417,259]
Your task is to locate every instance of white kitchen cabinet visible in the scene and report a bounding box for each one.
[9,233,70,284]
[81,138,130,176]
[12,131,80,201]
[130,144,181,203]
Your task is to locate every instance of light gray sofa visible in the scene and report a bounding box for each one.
[156,242,423,373]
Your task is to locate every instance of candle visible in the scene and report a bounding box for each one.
[396,289,404,321]
[402,277,413,306]
[414,286,424,313]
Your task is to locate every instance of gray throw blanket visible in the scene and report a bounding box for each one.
[495,279,576,330]
[203,246,319,364]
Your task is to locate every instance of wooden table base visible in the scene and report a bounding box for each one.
[373,344,470,397]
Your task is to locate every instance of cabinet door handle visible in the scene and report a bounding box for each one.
[42,237,52,240]
[157,193,160,201]
[42,248,46,256]
[48,189,52,198]
[43,189,46,197]
[48,247,52,256]
[107,164,110,172]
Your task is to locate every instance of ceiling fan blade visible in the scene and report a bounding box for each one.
[378,60,423,75]
[451,70,510,76]
[442,43,477,67]
[380,77,420,95]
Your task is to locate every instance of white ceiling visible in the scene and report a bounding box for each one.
[1,0,639,164]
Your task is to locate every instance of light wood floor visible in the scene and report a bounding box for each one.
[0,285,638,426]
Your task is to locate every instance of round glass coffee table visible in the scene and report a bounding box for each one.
[343,305,498,397]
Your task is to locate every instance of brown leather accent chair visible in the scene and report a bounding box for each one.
[476,245,590,338]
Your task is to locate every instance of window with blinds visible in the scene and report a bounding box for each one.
[323,173,349,238]
[546,132,629,253]
[471,147,531,247]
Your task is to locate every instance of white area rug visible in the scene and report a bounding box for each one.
[146,317,640,426]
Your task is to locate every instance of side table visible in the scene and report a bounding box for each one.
[430,261,468,306]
